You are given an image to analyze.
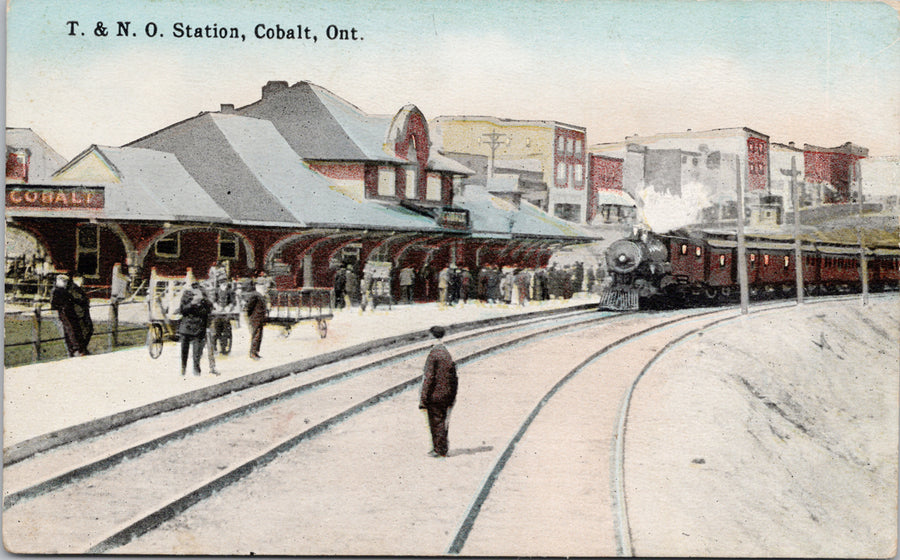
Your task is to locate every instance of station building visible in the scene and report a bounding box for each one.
[5,81,596,299]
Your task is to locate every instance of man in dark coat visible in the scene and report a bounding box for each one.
[210,279,236,355]
[69,277,93,353]
[345,266,359,308]
[178,283,213,376]
[244,280,267,360]
[419,326,458,457]
[333,266,347,309]
[50,274,84,357]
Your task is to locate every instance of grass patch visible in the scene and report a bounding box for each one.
[4,314,148,368]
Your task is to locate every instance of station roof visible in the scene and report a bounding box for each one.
[236,81,404,163]
[127,112,443,231]
[13,145,231,223]
[9,84,591,242]
[456,185,596,240]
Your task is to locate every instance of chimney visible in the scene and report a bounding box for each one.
[220,104,235,113]
[262,81,289,98]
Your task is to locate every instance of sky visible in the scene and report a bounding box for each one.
[5,0,900,160]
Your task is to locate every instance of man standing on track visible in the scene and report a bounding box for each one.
[419,326,458,457]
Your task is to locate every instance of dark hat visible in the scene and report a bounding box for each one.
[429,326,446,339]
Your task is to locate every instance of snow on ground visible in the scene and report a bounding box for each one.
[626,296,899,557]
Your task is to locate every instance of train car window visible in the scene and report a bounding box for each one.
[763,254,770,266]
[695,246,702,258]
[783,255,790,269]
[681,244,688,255]
[719,254,726,267]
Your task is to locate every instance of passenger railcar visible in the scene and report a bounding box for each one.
[599,229,900,310]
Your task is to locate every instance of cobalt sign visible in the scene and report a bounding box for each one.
[6,187,105,209]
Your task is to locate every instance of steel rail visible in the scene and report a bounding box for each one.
[82,308,619,553]
[608,297,869,555]
[445,306,730,555]
[3,308,603,511]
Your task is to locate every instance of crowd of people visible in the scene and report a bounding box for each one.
[440,262,598,306]
[38,256,603,368]
[169,262,270,376]
[332,261,601,308]
[6,253,55,300]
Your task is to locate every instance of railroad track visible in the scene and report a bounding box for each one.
[3,295,876,555]
[2,307,609,553]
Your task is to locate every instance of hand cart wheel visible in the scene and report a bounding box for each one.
[316,318,328,339]
[147,323,164,359]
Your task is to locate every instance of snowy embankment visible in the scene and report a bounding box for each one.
[625,297,899,558]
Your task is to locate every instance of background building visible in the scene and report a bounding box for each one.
[803,142,868,204]
[431,116,588,223]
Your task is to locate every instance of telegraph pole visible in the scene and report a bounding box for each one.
[781,157,804,304]
[735,158,749,314]
[480,130,508,180]
[854,160,869,305]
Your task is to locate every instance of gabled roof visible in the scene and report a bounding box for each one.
[236,81,403,163]
[212,113,439,230]
[52,145,231,223]
[127,111,442,231]
[128,112,300,226]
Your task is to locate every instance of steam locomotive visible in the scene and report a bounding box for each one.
[599,229,900,311]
